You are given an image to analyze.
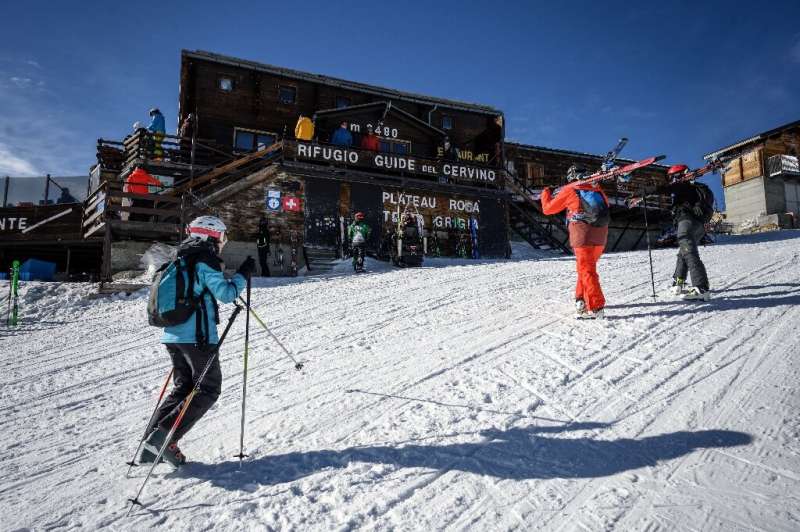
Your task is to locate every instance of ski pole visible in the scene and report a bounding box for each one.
[235,272,252,462]
[125,368,174,476]
[126,303,243,515]
[642,194,657,299]
[10,260,20,326]
[238,296,304,371]
[5,269,11,326]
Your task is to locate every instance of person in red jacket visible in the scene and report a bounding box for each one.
[540,165,610,319]
[124,167,164,221]
[360,124,380,152]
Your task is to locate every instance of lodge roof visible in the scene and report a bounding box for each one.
[182,50,502,116]
[703,119,800,161]
[506,141,669,168]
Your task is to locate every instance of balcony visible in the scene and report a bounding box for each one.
[767,154,800,178]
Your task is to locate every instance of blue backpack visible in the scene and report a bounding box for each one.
[147,257,201,327]
[573,190,610,227]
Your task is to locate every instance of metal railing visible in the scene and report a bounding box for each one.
[767,154,800,177]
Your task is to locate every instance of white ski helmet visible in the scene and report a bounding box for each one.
[187,215,227,242]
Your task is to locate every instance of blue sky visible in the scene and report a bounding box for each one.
[1,0,799,205]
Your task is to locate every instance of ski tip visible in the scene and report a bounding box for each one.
[654,154,667,162]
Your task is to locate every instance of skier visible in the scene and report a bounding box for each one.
[148,108,166,160]
[643,164,713,300]
[541,165,610,319]
[141,216,255,465]
[256,216,271,277]
[347,212,371,272]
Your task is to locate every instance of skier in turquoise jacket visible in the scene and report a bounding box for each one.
[142,216,254,466]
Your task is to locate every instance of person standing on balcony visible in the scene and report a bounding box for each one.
[360,124,380,152]
[178,113,195,162]
[124,167,164,221]
[295,115,315,141]
[331,121,353,147]
[256,216,271,277]
[148,108,166,160]
[540,165,610,319]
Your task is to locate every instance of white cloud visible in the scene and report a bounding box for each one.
[10,76,34,89]
[0,142,39,176]
[26,60,41,69]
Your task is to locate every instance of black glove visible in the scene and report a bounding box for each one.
[237,256,256,278]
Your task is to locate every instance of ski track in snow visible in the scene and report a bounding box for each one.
[1,233,800,531]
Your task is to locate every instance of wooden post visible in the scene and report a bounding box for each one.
[102,222,112,282]
[3,175,8,207]
[44,174,51,205]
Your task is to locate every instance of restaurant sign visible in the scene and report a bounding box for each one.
[294,142,499,185]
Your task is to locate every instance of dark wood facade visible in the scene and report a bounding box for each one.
[178,50,510,263]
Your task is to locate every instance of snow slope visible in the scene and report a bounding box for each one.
[2,233,800,531]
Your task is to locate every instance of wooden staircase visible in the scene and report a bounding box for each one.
[506,172,572,254]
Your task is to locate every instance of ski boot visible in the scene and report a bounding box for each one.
[143,427,187,467]
[669,278,686,296]
[576,306,604,320]
[138,447,163,464]
[574,298,587,318]
[681,287,711,301]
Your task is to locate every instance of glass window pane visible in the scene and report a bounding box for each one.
[379,140,391,153]
[279,86,296,104]
[442,116,453,130]
[256,134,276,150]
[336,97,350,109]
[235,131,255,151]
[393,143,408,155]
[219,78,233,92]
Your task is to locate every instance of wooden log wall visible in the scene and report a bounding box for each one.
[179,55,503,167]
[722,128,800,187]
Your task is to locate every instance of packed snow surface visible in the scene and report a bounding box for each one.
[2,233,800,531]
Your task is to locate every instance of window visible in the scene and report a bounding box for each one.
[335,96,351,109]
[523,162,545,187]
[378,139,411,155]
[279,85,297,105]
[218,77,234,92]
[441,115,454,130]
[234,128,277,152]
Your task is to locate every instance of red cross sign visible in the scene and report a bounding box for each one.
[282,196,302,212]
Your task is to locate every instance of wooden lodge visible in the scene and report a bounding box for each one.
[704,119,800,231]
[2,49,674,281]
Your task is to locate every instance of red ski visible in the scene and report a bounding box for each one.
[626,159,723,208]
[568,155,666,188]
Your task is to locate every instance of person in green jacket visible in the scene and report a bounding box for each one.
[348,212,371,272]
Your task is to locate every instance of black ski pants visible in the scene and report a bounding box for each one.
[150,343,222,442]
[673,217,709,290]
[258,247,270,277]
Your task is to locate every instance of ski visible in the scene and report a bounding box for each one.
[602,137,628,167]
[9,260,20,326]
[289,231,298,277]
[569,155,666,188]
[627,159,724,208]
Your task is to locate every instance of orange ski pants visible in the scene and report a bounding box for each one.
[574,245,605,311]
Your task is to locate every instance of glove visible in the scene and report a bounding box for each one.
[237,256,256,278]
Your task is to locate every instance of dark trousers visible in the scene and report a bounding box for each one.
[352,244,365,270]
[258,247,270,277]
[674,217,709,290]
[150,343,222,442]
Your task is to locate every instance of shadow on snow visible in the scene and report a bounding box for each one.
[177,425,750,489]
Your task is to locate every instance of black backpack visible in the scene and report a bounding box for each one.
[692,183,715,223]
